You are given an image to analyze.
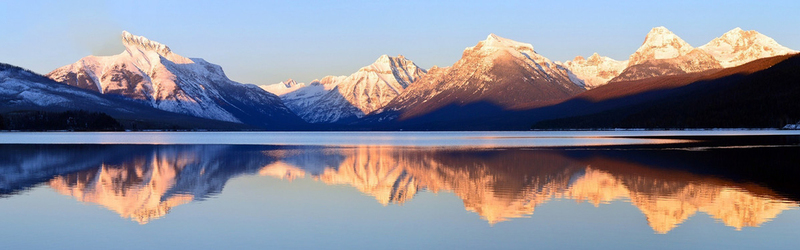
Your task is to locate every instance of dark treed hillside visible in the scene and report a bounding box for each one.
[1,111,123,131]
[533,54,800,129]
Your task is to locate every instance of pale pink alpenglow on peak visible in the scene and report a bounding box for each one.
[261,54,427,123]
[564,26,795,87]
[698,27,797,67]
[46,31,294,124]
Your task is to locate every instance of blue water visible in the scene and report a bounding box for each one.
[1,131,799,249]
[2,130,799,145]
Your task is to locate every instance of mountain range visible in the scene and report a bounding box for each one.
[1,27,796,130]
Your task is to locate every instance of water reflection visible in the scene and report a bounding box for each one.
[1,144,797,233]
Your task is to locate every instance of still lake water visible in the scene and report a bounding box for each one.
[1,131,800,249]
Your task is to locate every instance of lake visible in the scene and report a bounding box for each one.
[1,131,800,249]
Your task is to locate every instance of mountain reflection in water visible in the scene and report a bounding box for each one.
[1,144,797,233]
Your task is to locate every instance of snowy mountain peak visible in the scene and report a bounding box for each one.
[47,31,302,127]
[318,75,347,85]
[281,79,300,88]
[459,34,587,88]
[261,79,306,96]
[643,26,683,43]
[358,54,420,75]
[699,27,797,67]
[278,55,427,123]
[475,33,535,53]
[374,54,393,64]
[628,26,694,66]
[562,53,628,88]
[121,31,172,56]
[719,27,759,42]
[647,26,673,35]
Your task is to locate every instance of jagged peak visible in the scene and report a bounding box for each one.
[373,54,408,62]
[121,30,172,56]
[281,79,300,88]
[261,78,306,96]
[359,54,418,73]
[568,53,622,65]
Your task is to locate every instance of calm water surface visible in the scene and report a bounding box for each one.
[1,131,799,249]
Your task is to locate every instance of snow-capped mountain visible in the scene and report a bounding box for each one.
[563,27,795,87]
[277,75,353,123]
[699,27,797,67]
[2,62,181,123]
[373,34,586,122]
[263,55,426,123]
[627,26,696,66]
[46,31,303,128]
[338,55,426,113]
[1,63,120,112]
[610,27,721,83]
[561,53,628,88]
[260,78,305,96]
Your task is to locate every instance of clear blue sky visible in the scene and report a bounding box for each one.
[1,0,798,86]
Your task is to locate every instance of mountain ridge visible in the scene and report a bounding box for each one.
[566,26,794,87]
[1,62,255,130]
[262,55,426,123]
[368,34,586,125]
[46,31,305,129]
